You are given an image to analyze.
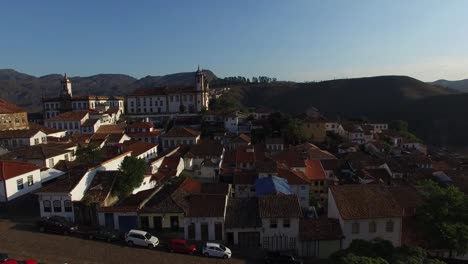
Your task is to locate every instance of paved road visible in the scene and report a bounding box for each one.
[0,220,256,264]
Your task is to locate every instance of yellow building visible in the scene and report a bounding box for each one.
[300,117,327,143]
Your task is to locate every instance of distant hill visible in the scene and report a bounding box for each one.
[0,69,217,112]
[431,79,468,92]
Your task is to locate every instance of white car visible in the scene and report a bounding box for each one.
[202,242,232,259]
[125,229,159,249]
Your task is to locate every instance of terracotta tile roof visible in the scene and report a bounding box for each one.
[83,170,119,204]
[277,165,310,185]
[230,133,251,144]
[256,157,278,173]
[29,123,66,135]
[122,140,158,157]
[299,218,343,241]
[163,127,201,138]
[187,139,223,157]
[98,187,159,212]
[0,128,44,139]
[236,146,256,164]
[200,183,230,195]
[233,170,258,185]
[128,131,161,138]
[186,194,227,217]
[388,185,422,217]
[95,125,125,134]
[258,194,303,218]
[126,122,154,129]
[304,160,326,181]
[0,160,42,181]
[35,165,90,193]
[1,145,72,160]
[0,99,26,113]
[81,118,99,127]
[272,149,305,168]
[158,156,182,175]
[46,111,88,122]
[141,177,201,214]
[330,185,404,220]
[225,197,262,229]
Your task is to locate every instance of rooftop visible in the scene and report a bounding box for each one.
[186,194,227,217]
[225,197,262,229]
[0,99,26,114]
[0,160,43,181]
[299,218,343,241]
[258,194,303,218]
[162,127,201,138]
[46,111,89,122]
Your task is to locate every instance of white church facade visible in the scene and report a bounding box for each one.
[126,67,210,116]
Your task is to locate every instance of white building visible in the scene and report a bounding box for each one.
[42,74,125,119]
[0,160,43,202]
[44,111,90,135]
[35,152,131,222]
[126,67,210,115]
[328,185,403,248]
[1,144,75,168]
[0,129,47,150]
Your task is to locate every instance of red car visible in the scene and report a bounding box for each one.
[2,260,37,264]
[168,239,197,254]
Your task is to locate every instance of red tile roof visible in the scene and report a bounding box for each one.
[304,160,327,181]
[187,139,223,157]
[277,165,310,185]
[95,125,125,134]
[299,218,343,241]
[126,122,154,129]
[29,123,66,135]
[122,140,158,157]
[233,170,258,185]
[46,111,89,122]
[128,131,161,138]
[330,185,404,220]
[236,146,256,164]
[162,127,201,138]
[186,194,227,217]
[158,156,182,174]
[0,160,42,181]
[0,99,26,114]
[258,194,303,218]
[0,128,44,139]
[272,149,305,168]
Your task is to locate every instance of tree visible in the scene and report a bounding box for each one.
[416,180,468,257]
[340,254,389,264]
[113,156,148,198]
[75,144,103,164]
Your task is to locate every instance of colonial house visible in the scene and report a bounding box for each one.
[0,129,47,150]
[276,165,310,208]
[44,111,90,135]
[184,139,224,181]
[0,160,43,202]
[161,127,201,150]
[366,123,389,133]
[126,68,210,115]
[265,137,284,153]
[125,120,161,144]
[225,197,262,247]
[42,74,124,119]
[328,185,404,248]
[342,124,365,144]
[35,152,131,222]
[184,194,228,241]
[226,133,251,150]
[298,218,343,258]
[1,144,75,168]
[29,123,67,138]
[259,194,303,252]
[325,121,345,136]
[0,99,29,131]
[121,140,158,161]
[233,170,258,198]
[300,117,327,143]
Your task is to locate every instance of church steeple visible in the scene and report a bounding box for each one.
[60,73,72,97]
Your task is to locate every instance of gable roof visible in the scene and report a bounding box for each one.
[330,185,404,220]
[1,144,72,160]
[277,165,310,185]
[0,160,42,181]
[83,170,119,204]
[258,194,303,218]
[299,218,343,241]
[95,125,125,134]
[162,127,201,138]
[225,197,262,229]
[187,139,223,157]
[29,123,66,135]
[98,187,159,212]
[0,99,26,114]
[0,128,45,139]
[122,140,158,157]
[46,111,88,122]
[186,194,227,217]
[304,160,327,181]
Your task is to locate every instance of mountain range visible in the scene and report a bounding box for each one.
[431,79,468,92]
[1,69,468,147]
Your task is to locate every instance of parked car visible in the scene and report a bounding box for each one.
[264,251,303,264]
[37,215,77,235]
[0,253,8,262]
[78,227,120,242]
[0,254,37,264]
[202,242,232,259]
[168,239,197,254]
[125,229,159,249]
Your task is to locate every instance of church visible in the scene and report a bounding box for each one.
[42,74,125,119]
[126,67,210,116]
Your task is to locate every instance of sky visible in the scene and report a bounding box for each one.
[1,0,468,82]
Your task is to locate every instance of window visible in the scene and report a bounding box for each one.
[386,220,394,232]
[64,200,72,212]
[48,158,54,168]
[301,185,306,190]
[270,219,277,228]
[283,219,290,228]
[65,154,69,161]
[352,222,360,234]
[34,138,39,145]
[369,221,377,233]
[188,223,195,239]
[43,200,51,212]
[53,200,62,212]
[27,175,34,186]
[215,222,223,240]
[17,179,24,190]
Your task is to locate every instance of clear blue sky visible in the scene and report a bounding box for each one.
[1,0,468,81]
